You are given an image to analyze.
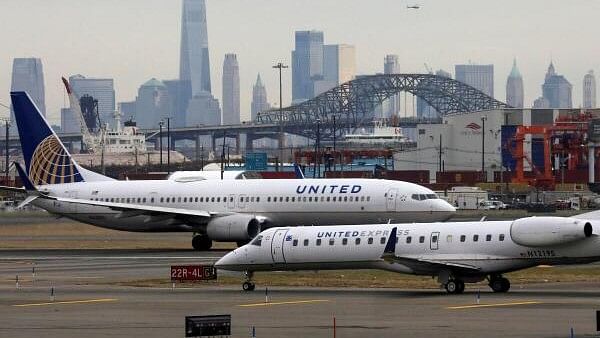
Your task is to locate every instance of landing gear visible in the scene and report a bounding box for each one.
[445,279,465,294]
[242,271,255,292]
[192,235,212,251]
[489,276,510,293]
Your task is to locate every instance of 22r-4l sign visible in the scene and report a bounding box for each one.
[171,265,217,281]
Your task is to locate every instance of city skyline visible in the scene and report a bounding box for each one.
[1,0,599,125]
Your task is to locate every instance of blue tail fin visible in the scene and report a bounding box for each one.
[14,162,36,191]
[293,163,305,179]
[11,91,87,185]
[383,227,398,254]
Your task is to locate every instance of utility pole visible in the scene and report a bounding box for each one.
[438,134,443,173]
[167,117,171,174]
[332,115,337,172]
[273,62,288,167]
[481,116,487,176]
[4,120,9,183]
[158,120,163,171]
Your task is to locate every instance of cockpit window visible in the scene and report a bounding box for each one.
[412,194,438,201]
[251,235,263,246]
[426,194,438,199]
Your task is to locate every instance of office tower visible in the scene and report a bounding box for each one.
[163,79,189,128]
[69,74,116,127]
[222,54,240,125]
[583,70,596,108]
[455,64,494,97]
[118,101,137,121]
[60,108,79,133]
[533,96,550,108]
[10,58,46,133]
[314,44,356,95]
[134,78,171,129]
[180,0,211,96]
[292,30,324,102]
[417,69,451,119]
[186,92,221,126]
[506,59,524,108]
[383,54,400,117]
[541,62,572,108]
[251,74,270,122]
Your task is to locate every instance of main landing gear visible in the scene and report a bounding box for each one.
[488,275,510,293]
[444,279,465,294]
[242,271,255,291]
[192,235,212,251]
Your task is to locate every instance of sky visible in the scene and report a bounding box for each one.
[1,0,599,125]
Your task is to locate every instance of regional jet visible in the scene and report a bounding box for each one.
[3,92,455,250]
[216,214,599,293]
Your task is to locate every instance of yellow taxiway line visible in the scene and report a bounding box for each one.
[446,301,541,310]
[13,298,118,307]
[238,299,329,307]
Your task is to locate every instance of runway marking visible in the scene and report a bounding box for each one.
[446,301,541,310]
[13,298,118,307]
[238,299,329,307]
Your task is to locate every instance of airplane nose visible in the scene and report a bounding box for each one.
[215,250,239,270]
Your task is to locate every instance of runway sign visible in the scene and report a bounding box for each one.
[185,315,231,337]
[171,265,217,281]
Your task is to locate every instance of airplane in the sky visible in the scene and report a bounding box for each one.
[3,91,455,250]
[216,213,599,292]
[407,4,421,9]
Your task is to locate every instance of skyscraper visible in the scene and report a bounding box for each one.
[292,30,324,102]
[69,74,115,127]
[251,74,270,121]
[180,0,211,96]
[314,44,356,95]
[11,58,46,125]
[222,54,240,125]
[383,55,400,117]
[583,70,596,108]
[134,78,171,129]
[541,62,572,108]
[455,64,494,98]
[506,59,524,108]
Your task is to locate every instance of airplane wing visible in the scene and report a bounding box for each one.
[0,185,27,194]
[48,196,213,220]
[383,255,481,273]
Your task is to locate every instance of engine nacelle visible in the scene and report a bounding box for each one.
[510,216,593,247]
[206,214,261,242]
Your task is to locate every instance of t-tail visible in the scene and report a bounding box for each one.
[10,91,114,185]
[381,227,398,262]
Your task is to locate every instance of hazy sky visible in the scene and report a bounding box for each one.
[1,0,599,124]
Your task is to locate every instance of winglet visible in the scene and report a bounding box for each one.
[14,162,36,191]
[383,227,398,255]
[293,162,305,179]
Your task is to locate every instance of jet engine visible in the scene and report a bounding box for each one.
[510,216,593,247]
[206,214,261,242]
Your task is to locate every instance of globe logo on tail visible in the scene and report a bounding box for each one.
[28,135,82,185]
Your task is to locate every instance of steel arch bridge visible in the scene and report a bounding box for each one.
[255,73,510,140]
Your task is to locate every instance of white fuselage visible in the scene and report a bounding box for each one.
[33,178,455,232]
[216,220,600,277]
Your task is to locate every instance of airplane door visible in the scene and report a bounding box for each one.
[430,232,440,250]
[270,229,288,264]
[386,188,398,211]
[238,194,246,209]
[227,194,236,209]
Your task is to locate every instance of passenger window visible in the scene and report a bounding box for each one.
[368,237,373,244]
[303,239,309,246]
[166,197,170,203]
[486,234,492,241]
[344,196,348,202]
[150,198,154,203]
[160,197,164,203]
[267,197,271,202]
[473,235,479,242]
[216,197,220,202]
[279,197,283,202]
[178,197,181,202]
[460,235,466,242]
[251,197,255,202]
[329,238,335,246]
[309,197,313,202]
[361,196,365,202]
[256,197,260,202]
[303,197,307,202]
[142,198,146,203]
[292,239,298,246]
[432,235,438,243]
[291,197,295,202]
[499,234,505,241]
[446,235,452,243]
[285,197,289,202]
[316,238,322,246]
[321,196,325,202]
[200,197,204,202]
[406,236,412,244]
[333,196,337,202]
[251,235,262,246]
[380,237,386,244]
[184,197,187,203]
[367,196,371,202]
[126,198,130,203]
[211,197,215,202]
[349,196,353,202]
[327,197,330,202]
[342,238,348,245]
[419,236,425,243]
[355,238,361,245]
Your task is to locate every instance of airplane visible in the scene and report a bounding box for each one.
[216,213,599,293]
[3,91,455,250]
[407,4,420,9]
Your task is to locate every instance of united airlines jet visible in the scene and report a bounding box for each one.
[217,213,600,293]
[4,92,455,250]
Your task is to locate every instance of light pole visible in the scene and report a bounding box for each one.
[158,120,164,171]
[273,62,288,167]
[166,117,171,174]
[481,116,487,176]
